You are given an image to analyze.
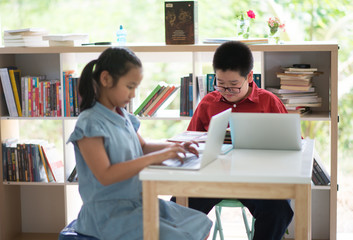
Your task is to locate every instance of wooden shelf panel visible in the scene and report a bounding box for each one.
[13,233,59,240]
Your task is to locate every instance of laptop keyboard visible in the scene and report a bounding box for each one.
[162,153,199,167]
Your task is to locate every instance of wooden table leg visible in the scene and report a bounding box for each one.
[143,181,159,240]
[295,184,312,240]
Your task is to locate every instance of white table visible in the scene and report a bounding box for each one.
[140,139,314,240]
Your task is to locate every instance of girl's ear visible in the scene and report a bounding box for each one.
[99,70,113,87]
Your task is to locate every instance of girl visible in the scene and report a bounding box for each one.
[67,47,212,240]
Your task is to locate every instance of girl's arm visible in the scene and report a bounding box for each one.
[77,134,197,186]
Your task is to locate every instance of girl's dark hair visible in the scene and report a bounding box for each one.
[212,41,254,77]
[79,47,142,111]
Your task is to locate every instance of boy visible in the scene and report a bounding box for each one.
[173,41,293,239]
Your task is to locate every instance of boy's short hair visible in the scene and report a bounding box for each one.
[213,41,254,77]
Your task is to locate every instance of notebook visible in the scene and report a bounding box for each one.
[229,112,302,150]
[149,108,232,170]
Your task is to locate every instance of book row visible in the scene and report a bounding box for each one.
[312,152,331,186]
[2,140,61,183]
[0,67,80,117]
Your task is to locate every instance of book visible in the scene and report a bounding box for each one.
[167,131,208,143]
[42,33,89,41]
[142,85,170,116]
[134,84,163,115]
[165,1,198,44]
[8,69,22,116]
[206,73,215,93]
[40,145,55,182]
[253,73,261,88]
[67,166,77,182]
[4,28,47,35]
[151,86,179,116]
[280,84,313,91]
[312,150,330,185]
[139,85,166,116]
[203,37,268,45]
[147,85,175,116]
[267,87,316,94]
[280,79,311,86]
[0,68,18,116]
[196,75,207,101]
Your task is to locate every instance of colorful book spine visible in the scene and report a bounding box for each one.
[9,69,22,116]
[134,84,162,115]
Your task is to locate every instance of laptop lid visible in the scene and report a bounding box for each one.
[229,113,302,150]
[199,108,232,168]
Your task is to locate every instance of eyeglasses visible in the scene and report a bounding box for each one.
[213,78,247,94]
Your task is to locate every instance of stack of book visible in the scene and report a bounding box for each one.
[134,82,179,117]
[267,66,323,115]
[43,33,89,47]
[2,139,61,183]
[3,28,49,47]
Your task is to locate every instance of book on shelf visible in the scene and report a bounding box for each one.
[63,71,79,117]
[67,166,78,182]
[8,68,22,116]
[134,84,163,116]
[203,37,268,45]
[180,74,194,117]
[151,86,179,117]
[0,68,18,117]
[312,150,330,186]
[43,34,89,47]
[196,75,207,101]
[206,73,215,93]
[165,1,198,44]
[20,76,61,117]
[1,139,58,182]
[4,28,49,47]
[253,73,261,88]
[141,85,170,116]
[147,85,176,116]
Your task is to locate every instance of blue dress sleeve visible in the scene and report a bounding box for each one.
[67,116,108,144]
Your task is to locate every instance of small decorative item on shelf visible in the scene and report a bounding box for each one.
[267,17,285,44]
[235,10,256,39]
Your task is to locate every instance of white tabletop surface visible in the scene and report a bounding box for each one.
[139,139,314,184]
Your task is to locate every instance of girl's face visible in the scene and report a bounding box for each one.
[214,69,253,103]
[99,67,143,110]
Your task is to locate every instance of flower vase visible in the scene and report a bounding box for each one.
[237,19,250,39]
[268,27,280,44]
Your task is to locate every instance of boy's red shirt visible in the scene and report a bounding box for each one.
[188,82,288,131]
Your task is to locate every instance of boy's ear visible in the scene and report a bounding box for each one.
[100,70,113,87]
[247,71,254,83]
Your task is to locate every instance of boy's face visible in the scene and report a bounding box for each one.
[215,70,253,103]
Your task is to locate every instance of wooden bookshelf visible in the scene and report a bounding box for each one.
[0,43,338,239]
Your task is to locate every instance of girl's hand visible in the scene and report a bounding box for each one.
[181,141,199,157]
[148,143,188,165]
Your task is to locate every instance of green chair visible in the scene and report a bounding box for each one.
[212,199,255,240]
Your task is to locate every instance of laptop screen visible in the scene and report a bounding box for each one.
[229,113,302,150]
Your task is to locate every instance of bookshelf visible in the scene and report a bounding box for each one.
[0,43,338,240]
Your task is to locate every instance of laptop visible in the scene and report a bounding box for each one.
[149,108,232,170]
[229,113,302,150]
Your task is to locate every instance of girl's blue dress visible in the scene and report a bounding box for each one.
[67,102,212,240]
